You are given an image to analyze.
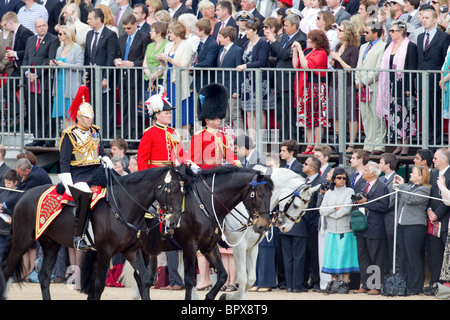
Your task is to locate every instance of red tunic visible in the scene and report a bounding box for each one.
[189,127,240,170]
[137,122,184,170]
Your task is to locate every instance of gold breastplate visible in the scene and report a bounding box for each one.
[68,126,101,166]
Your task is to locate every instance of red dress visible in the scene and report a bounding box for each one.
[136,122,184,170]
[295,48,328,128]
[189,127,240,170]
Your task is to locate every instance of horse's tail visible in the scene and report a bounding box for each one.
[143,217,162,256]
[1,230,25,285]
[80,250,97,295]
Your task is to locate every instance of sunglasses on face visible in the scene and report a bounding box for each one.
[335,176,347,180]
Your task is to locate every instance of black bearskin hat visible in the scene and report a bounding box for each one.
[197,83,228,125]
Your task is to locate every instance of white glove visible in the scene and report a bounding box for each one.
[189,161,200,174]
[99,156,113,169]
[58,172,74,196]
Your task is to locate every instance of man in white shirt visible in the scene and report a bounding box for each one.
[349,149,370,193]
[313,145,333,177]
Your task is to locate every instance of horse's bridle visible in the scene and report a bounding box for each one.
[274,183,311,225]
[196,173,269,230]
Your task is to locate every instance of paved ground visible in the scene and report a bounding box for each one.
[5,282,439,300]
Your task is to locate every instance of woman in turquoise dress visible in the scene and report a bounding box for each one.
[50,26,84,128]
[319,167,359,294]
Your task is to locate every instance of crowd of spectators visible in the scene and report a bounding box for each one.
[0,0,449,153]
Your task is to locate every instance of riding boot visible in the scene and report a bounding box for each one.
[69,186,93,251]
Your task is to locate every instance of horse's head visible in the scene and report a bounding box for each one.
[155,163,192,232]
[277,184,321,233]
[241,170,274,235]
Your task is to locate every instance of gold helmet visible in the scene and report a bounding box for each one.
[68,85,94,122]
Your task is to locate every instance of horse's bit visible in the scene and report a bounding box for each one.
[274,184,311,225]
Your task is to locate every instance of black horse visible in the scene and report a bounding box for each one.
[136,166,274,300]
[0,164,190,300]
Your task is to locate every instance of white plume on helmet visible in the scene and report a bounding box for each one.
[145,85,174,117]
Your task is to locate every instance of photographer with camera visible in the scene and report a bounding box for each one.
[353,161,390,295]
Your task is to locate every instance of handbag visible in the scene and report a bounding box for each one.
[350,209,368,231]
[381,273,407,296]
[360,86,370,103]
[153,265,169,289]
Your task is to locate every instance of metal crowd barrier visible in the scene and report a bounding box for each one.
[1,65,448,156]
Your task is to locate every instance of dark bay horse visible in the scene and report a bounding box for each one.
[0,164,190,300]
[136,166,274,300]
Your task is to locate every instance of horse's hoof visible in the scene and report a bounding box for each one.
[219,293,227,300]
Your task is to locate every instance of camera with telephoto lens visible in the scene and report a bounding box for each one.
[441,6,448,13]
[320,181,331,191]
[351,192,367,202]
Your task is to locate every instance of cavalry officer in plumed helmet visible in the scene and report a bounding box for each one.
[189,83,241,170]
[58,85,112,251]
[136,85,185,170]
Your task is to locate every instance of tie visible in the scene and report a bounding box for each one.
[4,0,8,9]
[244,158,248,167]
[424,32,430,51]
[217,21,224,43]
[90,31,99,65]
[219,48,227,66]
[283,35,290,48]
[306,177,310,184]
[364,182,370,193]
[35,37,41,52]
[383,177,387,184]
[351,172,359,188]
[257,0,261,11]
[407,14,412,23]
[286,164,290,169]
[363,42,372,61]
[123,35,131,60]
[137,24,141,30]
[114,7,121,27]
[197,41,203,53]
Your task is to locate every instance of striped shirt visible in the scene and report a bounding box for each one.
[18,3,49,35]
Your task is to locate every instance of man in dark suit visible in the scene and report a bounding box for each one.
[327,0,351,24]
[85,8,118,141]
[3,12,33,128]
[23,18,59,147]
[234,134,265,168]
[240,0,265,35]
[133,3,151,34]
[213,1,238,42]
[417,8,450,146]
[424,148,450,294]
[349,149,370,194]
[353,161,390,295]
[379,153,399,276]
[267,12,306,141]
[313,145,333,178]
[302,156,324,292]
[216,26,243,129]
[167,0,194,20]
[45,0,65,35]
[280,139,304,175]
[192,18,218,93]
[0,158,52,213]
[0,0,24,21]
[114,14,151,144]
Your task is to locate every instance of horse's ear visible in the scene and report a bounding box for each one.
[177,162,188,175]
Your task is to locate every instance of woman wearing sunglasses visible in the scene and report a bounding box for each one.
[319,167,359,294]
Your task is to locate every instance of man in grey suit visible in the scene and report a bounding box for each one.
[234,134,266,168]
[398,0,422,29]
[23,18,59,147]
[111,0,134,37]
[379,153,399,275]
[326,0,351,24]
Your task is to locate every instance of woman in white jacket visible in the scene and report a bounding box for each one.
[320,167,359,294]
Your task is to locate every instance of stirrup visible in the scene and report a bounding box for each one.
[73,236,93,251]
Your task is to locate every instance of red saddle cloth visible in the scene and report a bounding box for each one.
[35,185,106,240]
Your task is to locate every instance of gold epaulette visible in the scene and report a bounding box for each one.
[59,125,77,151]
[92,125,100,131]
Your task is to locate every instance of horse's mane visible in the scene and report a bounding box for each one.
[119,166,170,185]
[272,168,305,190]
[198,165,257,179]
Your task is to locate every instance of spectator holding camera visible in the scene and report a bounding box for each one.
[353,161,390,295]
[320,167,358,294]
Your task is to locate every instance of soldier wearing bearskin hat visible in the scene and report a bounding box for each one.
[136,85,185,170]
[58,85,111,250]
[189,83,241,169]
